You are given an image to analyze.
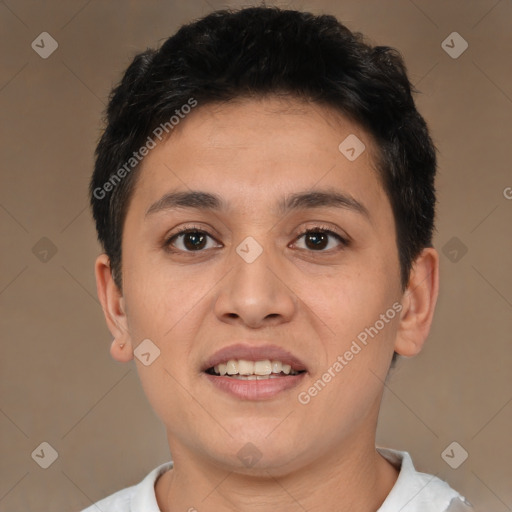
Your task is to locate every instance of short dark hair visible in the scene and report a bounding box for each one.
[90,6,437,294]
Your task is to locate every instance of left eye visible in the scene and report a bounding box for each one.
[165,229,221,252]
[292,228,347,251]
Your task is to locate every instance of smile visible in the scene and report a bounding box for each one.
[201,343,308,399]
[205,359,304,379]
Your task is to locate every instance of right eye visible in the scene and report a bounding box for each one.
[164,227,222,253]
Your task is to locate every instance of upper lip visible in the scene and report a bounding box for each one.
[202,343,308,372]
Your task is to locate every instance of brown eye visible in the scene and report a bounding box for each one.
[165,228,220,253]
[181,231,207,251]
[304,231,329,250]
[293,228,347,252]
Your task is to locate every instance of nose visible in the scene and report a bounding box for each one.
[213,242,297,329]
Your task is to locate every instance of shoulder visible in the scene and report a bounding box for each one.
[80,461,173,512]
[377,448,475,512]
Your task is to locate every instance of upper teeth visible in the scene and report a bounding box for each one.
[213,359,298,376]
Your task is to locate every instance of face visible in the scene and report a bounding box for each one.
[108,97,408,474]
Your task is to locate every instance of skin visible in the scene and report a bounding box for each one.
[95,96,439,512]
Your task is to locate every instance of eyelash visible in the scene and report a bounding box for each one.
[163,224,349,254]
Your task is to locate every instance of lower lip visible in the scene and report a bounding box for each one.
[203,372,306,400]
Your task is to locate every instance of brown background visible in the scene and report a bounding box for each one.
[1,1,511,510]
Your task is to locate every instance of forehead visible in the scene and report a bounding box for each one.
[130,96,388,219]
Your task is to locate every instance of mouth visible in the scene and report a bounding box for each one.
[201,344,308,400]
[205,359,305,380]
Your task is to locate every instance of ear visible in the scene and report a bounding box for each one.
[394,247,440,357]
[95,253,133,363]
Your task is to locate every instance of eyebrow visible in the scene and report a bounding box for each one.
[145,189,370,219]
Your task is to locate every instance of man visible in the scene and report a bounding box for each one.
[85,6,475,511]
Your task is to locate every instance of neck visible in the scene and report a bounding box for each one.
[156,434,399,512]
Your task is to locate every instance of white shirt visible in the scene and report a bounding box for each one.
[81,448,475,511]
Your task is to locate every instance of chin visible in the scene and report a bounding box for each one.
[205,431,303,475]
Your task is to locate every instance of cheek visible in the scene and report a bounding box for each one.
[121,256,216,383]
[310,261,399,338]
[134,357,198,437]
[308,264,400,397]
[301,308,400,428]
[121,253,194,336]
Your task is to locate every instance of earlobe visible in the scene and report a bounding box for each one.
[95,254,134,362]
[109,338,133,363]
[394,247,440,357]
